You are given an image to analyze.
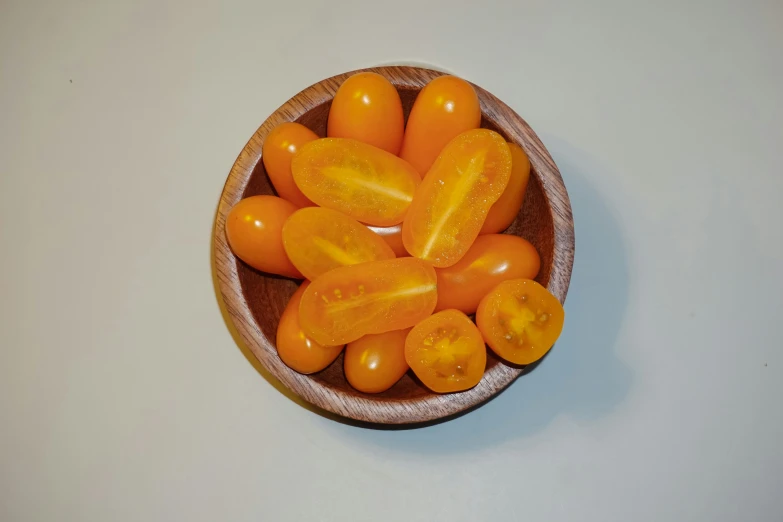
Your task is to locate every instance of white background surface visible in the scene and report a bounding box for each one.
[2,0,782,520]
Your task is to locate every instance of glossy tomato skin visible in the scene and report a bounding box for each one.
[327,72,404,155]
[366,224,408,257]
[476,279,564,365]
[291,138,421,227]
[344,328,411,393]
[404,309,486,393]
[299,257,437,346]
[277,282,344,374]
[481,143,531,234]
[225,195,302,278]
[402,129,512,267]
[399,75,481,176]
[282,207,395,281]
[262,123,318,208]
[435,234,540,314]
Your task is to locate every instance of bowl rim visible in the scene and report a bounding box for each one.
[213,65,575,425]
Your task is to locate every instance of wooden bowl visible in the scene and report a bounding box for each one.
[214,66,574,425]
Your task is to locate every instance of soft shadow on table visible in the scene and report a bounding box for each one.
[323,138,634,452]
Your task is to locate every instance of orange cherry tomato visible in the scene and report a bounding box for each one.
[405,309,486,393]
[399,75,481,176]
[292,138,420,226]
[299,257,437,345]
[327,72,404,155]
[366,224,408,257]
[262,122,318,208]
[225,195,302,278]
[481,143,531,234]
[435,234,540,314]
[344,328,411,393]
[402,129,512,267]
[277,282,344,374]
[476,279,564,365]
[282,207,395,280]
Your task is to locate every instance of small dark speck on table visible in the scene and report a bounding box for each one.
[764,363,768,367]
[69,79,72,83]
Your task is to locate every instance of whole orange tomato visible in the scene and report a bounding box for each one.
[481,143,531,234]
[262,122,318,208]
[402,129,512,267]
[327,72,404,155]
[405,309,486,393]
[277,282,344,374]
[291,138,420,226]
[344,328,410,393]
[299,257,437,345]
[225,195,302,278]
[366,224,408,257]
[476,279,564,365]
[282,207,395,281]
[399,75,481,176]
[435,234,540,314]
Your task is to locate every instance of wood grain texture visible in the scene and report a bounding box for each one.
[213,66,575,425]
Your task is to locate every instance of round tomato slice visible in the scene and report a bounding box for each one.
[299,257,437,346]
[262,122,318,208]
[344,328,410,394]
[402,129,512,267]
[481,142,531,234]
[225,195,302,278]
[327,72,404,155]
[291,138,421,227]
[405,309,486,393]
[476,279,564,365]
[282,207,395,280]
[435,234,540,314]
[277,282,344,374]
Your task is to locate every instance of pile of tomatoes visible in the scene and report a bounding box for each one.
[226,72,565,394]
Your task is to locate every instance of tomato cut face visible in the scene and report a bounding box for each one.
[399,75,481,176]
[262,122,318,208]
[299,257,437,346]
[366,224,408,257]
[276,282,344,374]
[402,129,513,267]
[282,207,395,280]
[292,138,421,226]
[327,72,405,155]
[344,328,410,394]
[481,142,531,234]
[435,234,540,314]
[225,195,302,278]
[476,279,564,366]
[405,309,486,393]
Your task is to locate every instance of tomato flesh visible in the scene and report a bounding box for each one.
[344,328,410,393]
[366,224,408,257]
[402,129,512,267]
[476,279,564,365]
[282,207,395,280]
[435,234,540,314]
[299,257,437,345]
[277,282,344,374]
[405,309,486,393]
[292,138,421,226]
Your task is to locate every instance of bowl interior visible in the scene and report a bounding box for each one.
[236,82,556,403]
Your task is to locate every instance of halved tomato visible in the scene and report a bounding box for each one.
[402,129,512,267]
[282,207,395,280]
[299,257,437,345]
[405,309,486,393]
[476,279,564,365]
